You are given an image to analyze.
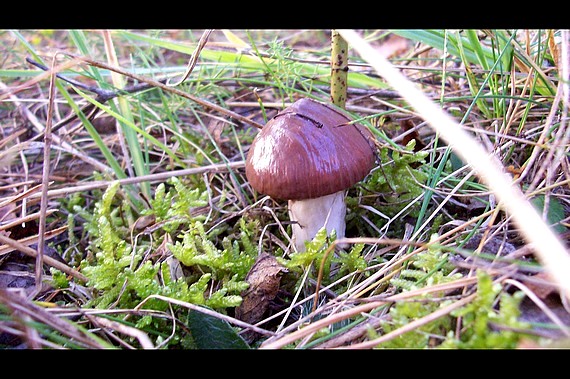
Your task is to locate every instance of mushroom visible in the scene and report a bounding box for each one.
[245,98,376,252]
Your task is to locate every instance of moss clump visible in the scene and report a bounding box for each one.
[73,179,261,346]
[372,237,530,349]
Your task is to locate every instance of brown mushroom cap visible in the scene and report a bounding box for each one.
[245,98,376,200]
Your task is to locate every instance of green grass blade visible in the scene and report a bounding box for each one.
[454,31,492,119]
[465,29,490,71]
[69,30,150,199]
[69,30,109,86]
[391,30,494,69]
[72,88,184,166]
[0,69,40,78]
[103,32,151,199]
[116,30,388,90]
[10,30,146,208]
[392,29,555,96]
[9,30,44,65]
[58,89,125,178]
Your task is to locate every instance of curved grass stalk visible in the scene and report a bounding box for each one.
[102,30,150,199]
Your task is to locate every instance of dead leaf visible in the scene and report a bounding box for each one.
[463,233,517,256]
[235,253,287,325]
[90,115,116,134]
[131,214,156,232]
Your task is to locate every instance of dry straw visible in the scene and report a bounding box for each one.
[338,29,570,300]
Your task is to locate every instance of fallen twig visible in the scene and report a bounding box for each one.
[0,233,88,283]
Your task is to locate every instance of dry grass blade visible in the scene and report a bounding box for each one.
[64,52,264,130]
[2,29,567,350]
[260,276,479,349]
[505,279,570,337]
[167,29,214,87]
[337,293,477,349]
[0,224,66,256]
[0,161,245,203]
[313,237,424,311]
[0,288,106,349]
[134,294,275,337]
[0,209,57,233]
[0,182,44,209]
[338,29,570,300]
[0,80,112,174]
[87,315,154,349]
[0,57,83,101]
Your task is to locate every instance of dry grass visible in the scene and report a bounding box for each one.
[0,29,568,349]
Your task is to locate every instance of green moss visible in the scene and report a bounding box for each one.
[49,268,70,289]
[169,221,256,281]
[332,243,368,277]
[278,229,370,293]
[77,178,260,346]
[349,141,429,237]
[374,237,531,349]
[278,228,331,274]
[140,177,208,233]
[439,271,530,349]
[368,142,428,215]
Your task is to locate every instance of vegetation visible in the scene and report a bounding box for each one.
[0,29,568,349]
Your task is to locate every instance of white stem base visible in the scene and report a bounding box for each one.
[288,191,347,252]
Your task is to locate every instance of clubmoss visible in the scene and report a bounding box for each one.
[348,141,429,237]
[372,236,531,348]
[278,228,369,294]
[439,270,530,349]
[76,178,260,342]
[368,141,428,213]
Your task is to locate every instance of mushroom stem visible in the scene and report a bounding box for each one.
[288,190,347,252]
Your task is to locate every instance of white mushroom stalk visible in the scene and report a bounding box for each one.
[245,98,376,252]
[288,191,347,252]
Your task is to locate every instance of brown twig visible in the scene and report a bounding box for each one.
[1,161,245,203]
[167,29,214,87]
[30,55,57,299]
[0,233,88,283]
[32,52,265,130]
